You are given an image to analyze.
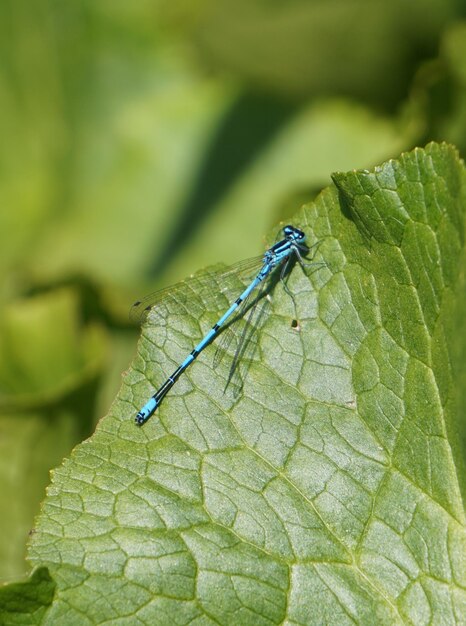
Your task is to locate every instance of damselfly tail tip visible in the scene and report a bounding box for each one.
[135,412,146,426]
[135,398,157,425]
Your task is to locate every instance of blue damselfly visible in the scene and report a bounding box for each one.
[132,225,310,425]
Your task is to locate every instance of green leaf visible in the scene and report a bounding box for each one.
[427,21,466,156]
[0,0,235,288]
[23,143,466,624]
[0,567,55,625]
[0,289,108,579]
[0,289,107,410]
[0,0,424,311]
[170,0,462,106]
[159,97,420,290]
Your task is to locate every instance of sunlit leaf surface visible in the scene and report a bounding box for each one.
[13,143,465,625]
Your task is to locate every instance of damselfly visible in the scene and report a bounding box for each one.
[132,224,310,426]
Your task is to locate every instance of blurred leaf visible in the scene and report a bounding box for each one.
[406,21,466,157]
[0,0,431,304]
[15,143,466,623]
[94,331,140,426]
[435,22,466,154]
[0,0,67,281]
[0,409,86,580]
[30,89,421,301]
[0,289,107,410]
[171,0,464,107]
[0,567,54,625]
[0,289,108,578]
[158,97,421,289]
[0,0,235,290]
[27,61,235,288]
[445,21,466,84]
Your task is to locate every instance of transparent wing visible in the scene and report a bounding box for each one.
[130,255,264,325]
[218,248,315,393]
[213,327,237,368]
[212,283,260,368]
[211,268,272,389]
[224,281,271,395]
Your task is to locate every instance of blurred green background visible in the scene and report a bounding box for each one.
[1,0,466,582]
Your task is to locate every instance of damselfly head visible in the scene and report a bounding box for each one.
[283,225,305,243]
